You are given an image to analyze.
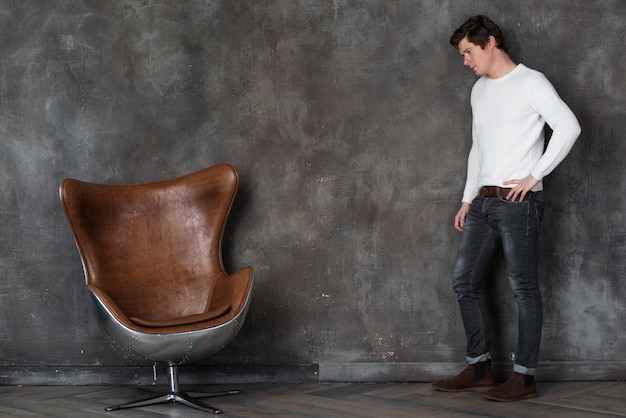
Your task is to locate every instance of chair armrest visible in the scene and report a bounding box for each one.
[87,285,134,328]
[209,266,253,315]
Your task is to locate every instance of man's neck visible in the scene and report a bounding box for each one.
[487,53,517,79]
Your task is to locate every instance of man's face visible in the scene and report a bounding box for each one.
[458,36,493,77]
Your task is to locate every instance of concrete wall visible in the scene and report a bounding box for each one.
[1,0,624,385]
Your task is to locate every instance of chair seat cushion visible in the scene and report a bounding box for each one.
[130,304,231,328]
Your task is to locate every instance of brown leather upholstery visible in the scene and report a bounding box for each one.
[130,303,231,328]
[60,164,253,335]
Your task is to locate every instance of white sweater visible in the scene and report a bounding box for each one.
[462,64,581,203]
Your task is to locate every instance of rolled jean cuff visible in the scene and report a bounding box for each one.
[466,353,491,365]
[513,363,536,376]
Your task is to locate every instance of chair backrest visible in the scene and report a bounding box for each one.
[60,164,239,322]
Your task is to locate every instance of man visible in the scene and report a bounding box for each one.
[432,16,581,401]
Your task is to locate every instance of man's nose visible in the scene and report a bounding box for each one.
[463,56,471,66]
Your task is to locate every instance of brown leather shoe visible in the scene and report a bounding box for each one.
[432,361,494,392]
[484,372,537,401]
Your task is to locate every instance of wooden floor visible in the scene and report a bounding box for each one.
[0,381,624,417]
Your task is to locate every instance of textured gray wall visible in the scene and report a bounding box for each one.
[1,0,624,384]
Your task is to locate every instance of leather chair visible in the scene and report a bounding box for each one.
[60,164,253,414]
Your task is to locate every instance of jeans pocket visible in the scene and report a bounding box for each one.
[499,196,529,204]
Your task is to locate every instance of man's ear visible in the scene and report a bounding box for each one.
[487,35,497,50]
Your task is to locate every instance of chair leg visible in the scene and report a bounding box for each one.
[104,364,240,414]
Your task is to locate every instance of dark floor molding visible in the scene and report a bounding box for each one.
[319,361,626,382]
[1,362,624,386]
[0,364,320,386]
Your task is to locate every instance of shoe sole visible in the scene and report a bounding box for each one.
[484,392,537,402]
[432,385,494,393]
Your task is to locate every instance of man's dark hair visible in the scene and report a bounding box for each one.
[450,15,509,51]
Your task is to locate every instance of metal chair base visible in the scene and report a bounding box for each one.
[104,365,240,414]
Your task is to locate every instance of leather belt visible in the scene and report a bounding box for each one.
[479,186,512,197]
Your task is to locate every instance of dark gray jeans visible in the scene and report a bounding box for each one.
[452,192,545,375]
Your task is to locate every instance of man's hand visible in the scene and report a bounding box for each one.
[454,202,471,232]
[503,174,539,202]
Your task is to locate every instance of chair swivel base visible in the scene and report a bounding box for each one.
[105,389,240,414]
[104,365,239,414]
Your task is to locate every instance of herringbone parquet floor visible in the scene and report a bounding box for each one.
[0,381,624,417]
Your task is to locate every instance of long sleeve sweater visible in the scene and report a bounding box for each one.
[462,63,581,203]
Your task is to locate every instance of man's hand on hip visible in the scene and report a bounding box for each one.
[503,175,539,202]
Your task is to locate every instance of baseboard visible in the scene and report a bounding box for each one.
[0,361,624,386]
[0,364,320,386]
[318,361,626,382]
